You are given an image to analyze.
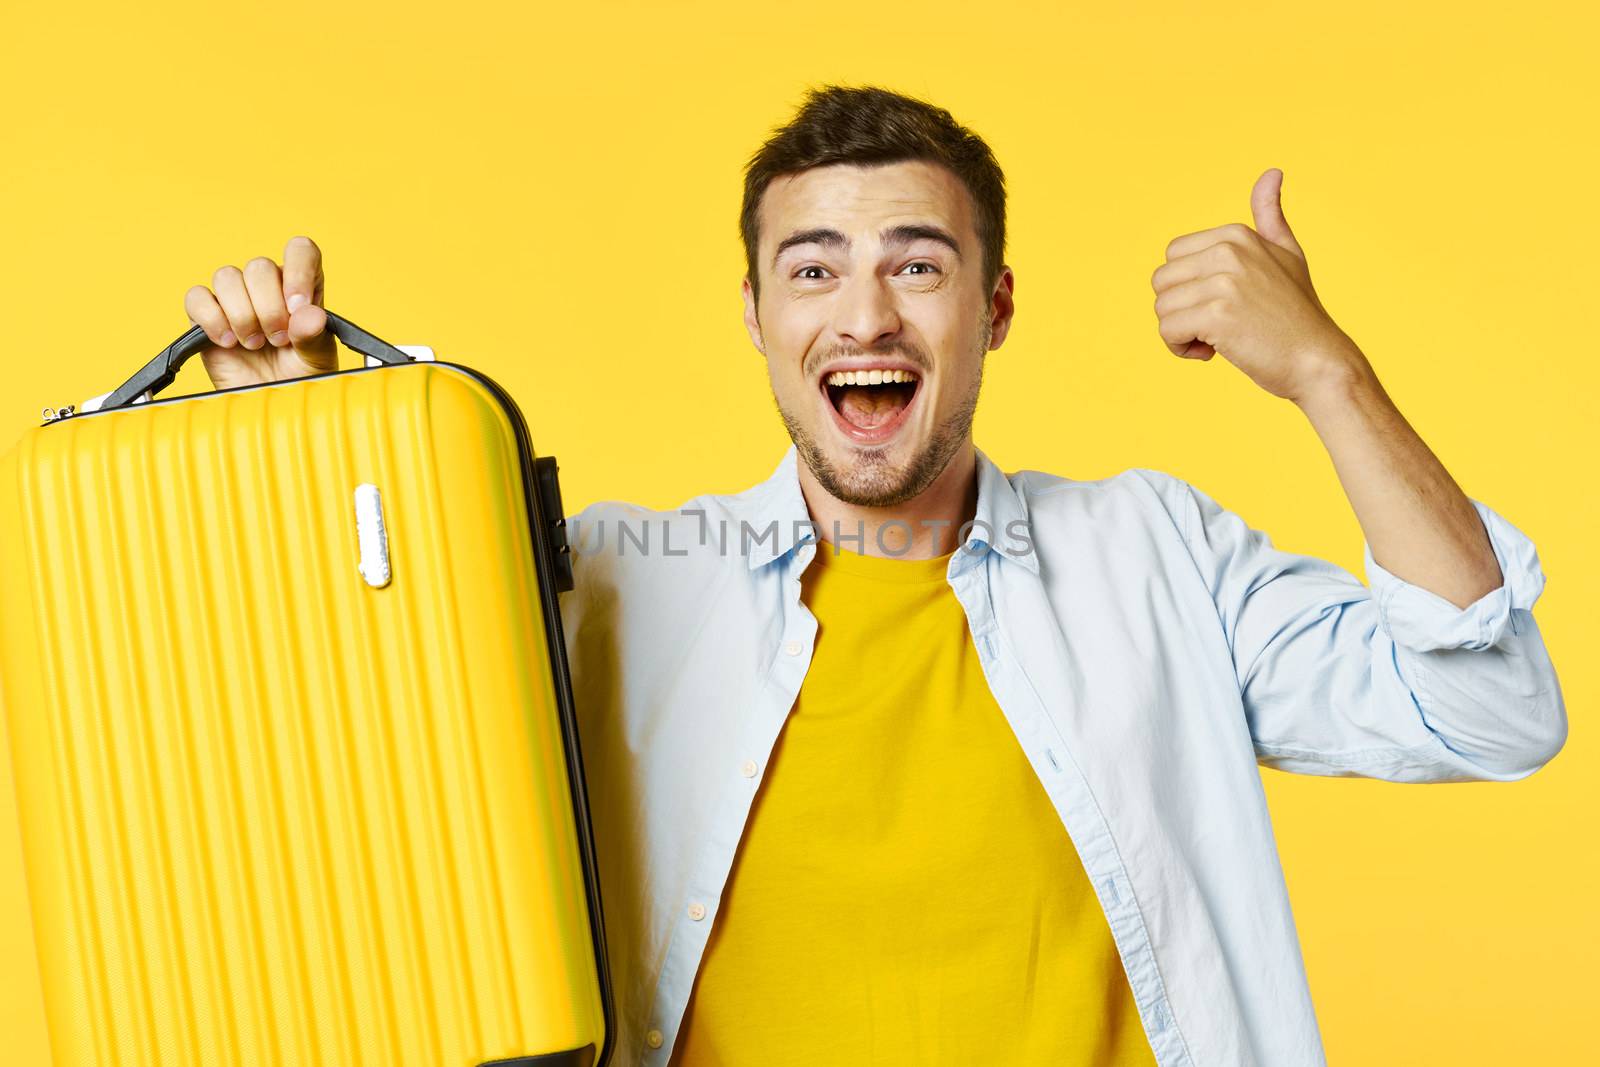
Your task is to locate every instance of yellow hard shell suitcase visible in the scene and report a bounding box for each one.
[0,313,613,1066]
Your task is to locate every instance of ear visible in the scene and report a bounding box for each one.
[986,267,1017,349]
[741,276,766,354]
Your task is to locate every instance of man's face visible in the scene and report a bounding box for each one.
[742,160,1015,507]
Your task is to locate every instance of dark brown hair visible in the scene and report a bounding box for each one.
[740,85,1007,305]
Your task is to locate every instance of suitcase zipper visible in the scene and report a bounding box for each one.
[448,366,615,1065]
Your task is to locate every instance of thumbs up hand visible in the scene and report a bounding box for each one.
[1150,169,1365,404]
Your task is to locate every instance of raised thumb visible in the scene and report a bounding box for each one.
[1250,168,1303,257]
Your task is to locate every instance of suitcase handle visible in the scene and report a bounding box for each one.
[95,310,416,412]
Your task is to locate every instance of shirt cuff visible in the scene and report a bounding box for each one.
[1362,498,1547,653]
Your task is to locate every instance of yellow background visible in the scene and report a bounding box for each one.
[2,1,1594,1062]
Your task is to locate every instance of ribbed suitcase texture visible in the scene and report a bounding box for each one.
[0,362,609,1066]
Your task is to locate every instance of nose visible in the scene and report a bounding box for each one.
[831,270,901,350]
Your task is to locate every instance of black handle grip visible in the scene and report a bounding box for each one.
[100,310,414,412]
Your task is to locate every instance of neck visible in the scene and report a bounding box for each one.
[797,441,979,560]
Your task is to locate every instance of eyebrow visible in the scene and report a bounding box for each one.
[771,224,963,268]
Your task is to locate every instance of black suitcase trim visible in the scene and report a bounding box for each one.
[479,1044,596,1067]
[463,365,617,1067]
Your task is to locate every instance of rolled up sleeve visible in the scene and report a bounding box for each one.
[1167,477,1568,783]
[1365,499,1545,652]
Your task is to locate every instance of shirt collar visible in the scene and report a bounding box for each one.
[731,446,816,571]
[970,444,1039,573]
[730,444,1038,574]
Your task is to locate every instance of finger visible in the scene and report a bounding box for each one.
[243,257,291,348]
[287,303,328,345]
[1157,300,1227,358]
[212,266,264,349]
[1153,273,1235,318]
[1250,168,1303,257]
[282,235,323,313]
[287,303,337,372]
[1164,221,1258,263]
[184,285,237,347]
[1151,240,1245,293]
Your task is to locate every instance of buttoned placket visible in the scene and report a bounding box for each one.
[637,538,820,1064]
[944,540,1196,1067]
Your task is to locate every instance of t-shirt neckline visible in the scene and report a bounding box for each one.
[809,539,957,584]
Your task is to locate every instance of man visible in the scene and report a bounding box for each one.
[182,85,1566,1066]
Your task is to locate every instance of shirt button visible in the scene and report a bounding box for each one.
[687,902,706,921]
[784,639,803,656]
[645,1029,664,1048]
[740,759,758,778]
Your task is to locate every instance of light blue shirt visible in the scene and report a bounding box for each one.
[559,445,1566,1066]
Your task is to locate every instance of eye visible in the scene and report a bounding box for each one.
[794,265,831,280]
[899,261,940,276]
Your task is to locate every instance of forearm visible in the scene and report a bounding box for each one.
[1292,341,1503,609]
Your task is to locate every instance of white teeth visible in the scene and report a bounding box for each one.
[826,369,917,386]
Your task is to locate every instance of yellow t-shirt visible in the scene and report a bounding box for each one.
[670,541,1156,1066]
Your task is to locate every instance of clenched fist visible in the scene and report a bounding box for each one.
[1151,169,1365,404]
[185,236,336,391]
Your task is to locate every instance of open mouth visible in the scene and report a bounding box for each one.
[821,367,922,444]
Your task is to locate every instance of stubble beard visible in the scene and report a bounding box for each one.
[775,328,988,509]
